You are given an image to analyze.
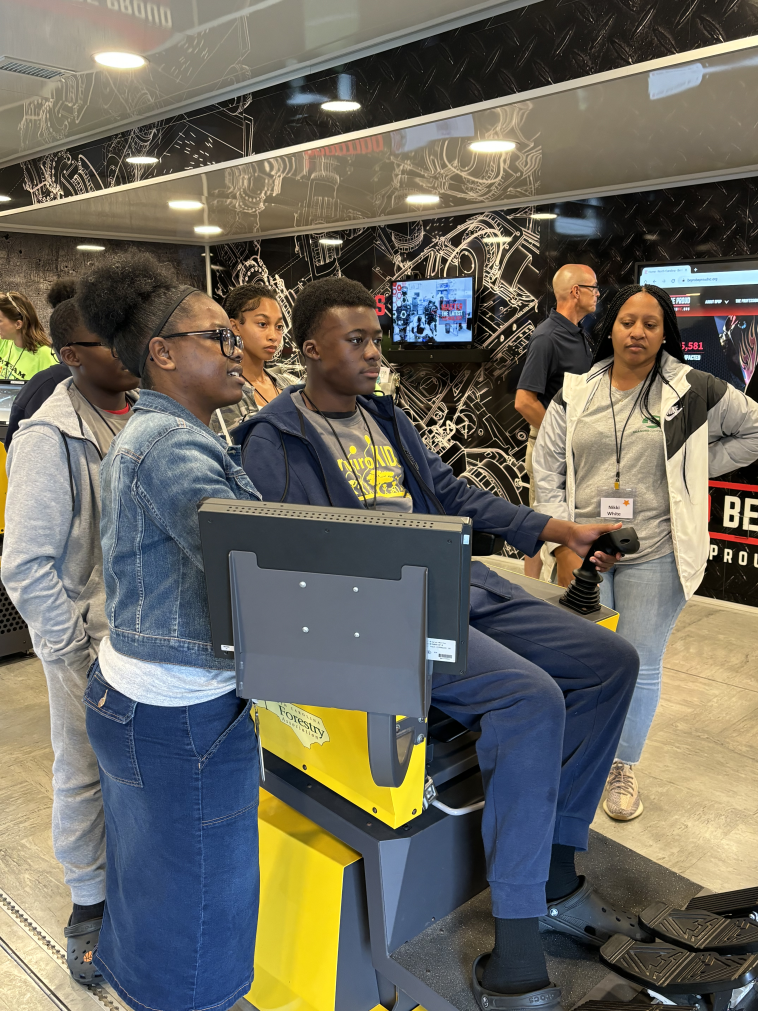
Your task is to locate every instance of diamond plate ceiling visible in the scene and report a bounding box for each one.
[0,0,533,165]
[1,41,757,243]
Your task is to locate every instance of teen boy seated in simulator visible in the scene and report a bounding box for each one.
[237,277,644,1011]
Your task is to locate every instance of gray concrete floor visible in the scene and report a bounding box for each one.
[591,593,758,892]
[0,592,756,1007]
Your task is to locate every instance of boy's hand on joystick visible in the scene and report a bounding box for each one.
[541,519,626,574]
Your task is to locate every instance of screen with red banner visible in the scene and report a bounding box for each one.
[390,276,474,345]
[638,259,758,392]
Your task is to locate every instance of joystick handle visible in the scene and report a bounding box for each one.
[559,526,639,615]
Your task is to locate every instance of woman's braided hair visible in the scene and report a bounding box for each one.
[591,283,685,428]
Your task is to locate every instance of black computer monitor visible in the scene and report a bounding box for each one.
[391,276,474,347]
[198,500,472,682]
[637,256,758,392]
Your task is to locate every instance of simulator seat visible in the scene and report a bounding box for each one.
[199,502,756,1011]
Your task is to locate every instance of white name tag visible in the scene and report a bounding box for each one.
[600,496,634,519]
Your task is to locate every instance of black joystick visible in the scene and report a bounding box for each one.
[559,527,640,615]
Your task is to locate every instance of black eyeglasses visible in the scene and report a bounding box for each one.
[137,327,244,377]
[576,284,601,293]
[161,328,243,358]
[54,341,120,364]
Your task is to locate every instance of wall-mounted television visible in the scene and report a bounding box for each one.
[390,276,474,346]
[637,257,758,392]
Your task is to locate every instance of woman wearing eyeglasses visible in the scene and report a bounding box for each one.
[0,290,57,380]
[209,282,299,439]
[75,252,261,1011]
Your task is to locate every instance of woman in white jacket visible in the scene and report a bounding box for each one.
[533,283,758,821]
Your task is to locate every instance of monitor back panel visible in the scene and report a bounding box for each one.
[198,500,472,677]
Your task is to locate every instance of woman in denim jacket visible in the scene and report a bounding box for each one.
[76,253,261,1011]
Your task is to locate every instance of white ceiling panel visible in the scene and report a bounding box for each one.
[0,40,755,244]
[0,0,535,164]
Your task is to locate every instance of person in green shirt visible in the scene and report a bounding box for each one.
[0,290,57,381]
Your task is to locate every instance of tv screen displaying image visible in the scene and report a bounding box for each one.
[637,258,758,392]
[391,276,474,345]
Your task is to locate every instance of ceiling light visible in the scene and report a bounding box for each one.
[483,236,512,244]
[319,237,343,246]
[169,200,204,210]
[0,195,10,203]
[94,52,146,70]
[77,244,105,251]
[321,100,361,112]
[127,155,158,165]
[469,140,516,153]
[194,225,222,236]
[532,212,557,220]
[406,194,440,205]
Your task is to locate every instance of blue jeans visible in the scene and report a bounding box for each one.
[431,562,639,919]
[84,663,259,1011]
[599,552,686,766]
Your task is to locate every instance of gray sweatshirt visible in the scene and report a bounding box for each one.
[3,378,123,672]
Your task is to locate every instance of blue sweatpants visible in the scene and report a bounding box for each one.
[431,562,639,919]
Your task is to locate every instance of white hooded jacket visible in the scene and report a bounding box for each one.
[532,351,758,599]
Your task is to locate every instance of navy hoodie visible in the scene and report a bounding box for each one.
[236,384,549,558]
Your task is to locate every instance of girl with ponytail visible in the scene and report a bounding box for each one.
[0,290,56,380]
[533,283,758,821]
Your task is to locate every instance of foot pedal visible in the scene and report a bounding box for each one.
[640,902,758,955]
[686,889,758,921]
[599,933,758,994]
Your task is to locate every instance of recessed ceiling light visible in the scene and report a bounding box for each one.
[406,194,440,205]
[482,236,512,244]
[194,225,222,236]
[321,100,361,112]
[94,52,146,70]
[319,237,343,246]
[0,195,10,203]
[169,200,204,210]
[469,140,516,153]
[532,212,557,220]
[77,244,105,251]
[127,155,158,165]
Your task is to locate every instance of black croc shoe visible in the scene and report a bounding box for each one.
[64,915,103,985]
[472,954,564,1011]
[539,877,653,948]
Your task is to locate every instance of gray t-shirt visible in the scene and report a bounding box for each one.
[293,392,412,512]
[68,385,133,455]
[572,375,673,565]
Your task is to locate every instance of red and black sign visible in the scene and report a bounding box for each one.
[702,467,758,602]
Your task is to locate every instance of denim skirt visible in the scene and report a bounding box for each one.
[84,661,259,1011]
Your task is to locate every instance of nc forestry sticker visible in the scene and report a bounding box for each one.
[259,701,330,749]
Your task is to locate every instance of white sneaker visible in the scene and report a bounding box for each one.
[603,760,643,821]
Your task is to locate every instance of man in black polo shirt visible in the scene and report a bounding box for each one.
[516,264,599,578]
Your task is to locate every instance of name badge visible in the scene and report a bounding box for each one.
[599,486,635,520]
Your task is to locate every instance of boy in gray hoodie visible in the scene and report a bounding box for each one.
[2,286,138,983]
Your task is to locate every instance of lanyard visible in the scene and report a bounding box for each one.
[1,345,25,380]
[301,391,378,509]
[608,368,646,490]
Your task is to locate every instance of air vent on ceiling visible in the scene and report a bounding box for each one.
[0,57,70,80]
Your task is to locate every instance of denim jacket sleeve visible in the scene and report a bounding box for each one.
[133,426,259,569]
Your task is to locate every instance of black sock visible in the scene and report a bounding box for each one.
[545,843,580,903]
[71,901,105,926]
[481,917,550,994]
